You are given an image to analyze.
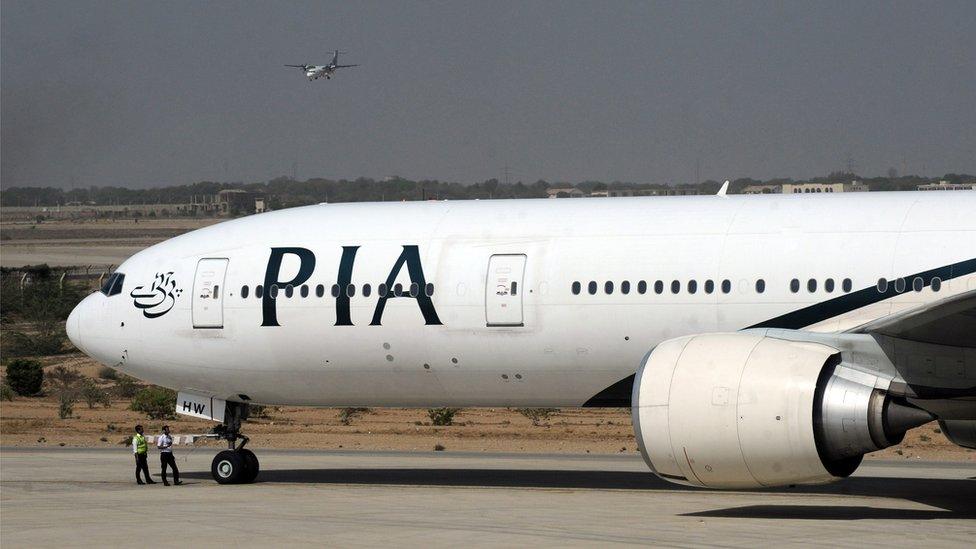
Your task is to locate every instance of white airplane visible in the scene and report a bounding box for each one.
[285,50,358,81]
[67,191,976,486]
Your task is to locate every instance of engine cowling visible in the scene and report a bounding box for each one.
[632,332,930,489]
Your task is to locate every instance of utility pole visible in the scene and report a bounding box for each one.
[503,166,512,186]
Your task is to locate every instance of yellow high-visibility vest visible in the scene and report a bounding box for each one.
[134,433,148,454]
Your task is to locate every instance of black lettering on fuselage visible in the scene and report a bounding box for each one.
[262,247,316,326]
[258,245,440,327]
[334,246,359,326]
[370,245,442,326]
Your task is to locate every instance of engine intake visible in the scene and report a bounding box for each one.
[632,332,932,489]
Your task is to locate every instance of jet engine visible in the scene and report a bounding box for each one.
[631,332,933,489]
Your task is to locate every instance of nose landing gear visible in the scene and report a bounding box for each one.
[209,402,259,484]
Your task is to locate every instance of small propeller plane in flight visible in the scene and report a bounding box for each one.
[285,50,359,81]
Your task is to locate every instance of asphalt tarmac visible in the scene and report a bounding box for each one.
[1,448,974,547]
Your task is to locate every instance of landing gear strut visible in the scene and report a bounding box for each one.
[210,402,259,484]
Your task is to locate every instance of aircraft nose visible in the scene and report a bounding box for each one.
[66,299,85,354]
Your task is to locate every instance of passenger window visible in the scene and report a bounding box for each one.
[410,283,420,297]
[755,279,766,293]
[877,278,888,293]
[824,279,834,293]
[378,283,388,297]
[394,283,404,296]
[654,280,664,294]
[807,279,817,293]
[605,281,614,294]
[213,285,220,299]
[721,279,731,294]
[363,284,372,297]
[588,281,597,295]
[638,280,647,294]
[347,284,357,297]
[241,285,249,299]
[790,279,800,293]
[670,280,680,294]
[315,284,325,298]
[300,285,309,298]
[269,285,279,299]
[285,285,294,298]
[931,277,942,292]
[912,277,923,292]
[704,280,714,294]
[425,283,434,297]
[572,281,581,295]
[842,278,852,292]
[256,285,264,298]
[894,278,906,293]
[331,284,340,298]
[687,280,697,294]
[621,281,630,295]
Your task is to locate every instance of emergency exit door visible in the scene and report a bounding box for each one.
[486,254,526,327]
[192,258,229,328]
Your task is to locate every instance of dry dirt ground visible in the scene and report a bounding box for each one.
[1,354,973,462]
[0,218,219,268]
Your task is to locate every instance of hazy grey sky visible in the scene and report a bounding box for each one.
[2,1,974,188]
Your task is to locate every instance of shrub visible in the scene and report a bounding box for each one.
[517,408,559,426]
[248,404,270,419]
[114,375,141,398]
[130,386,177,419]
[81,379,111,409]
[427,407,460,426]
[0,384,15,401]
[338,407,370,425]
[97,366,118,381]
[46,365,82,419]
[5,358,44,395]
[5,320,66,356]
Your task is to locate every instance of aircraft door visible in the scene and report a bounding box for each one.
[486,254,526,327]
[192,258,229,328]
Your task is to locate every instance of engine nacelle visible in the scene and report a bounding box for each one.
[632,332,929,489]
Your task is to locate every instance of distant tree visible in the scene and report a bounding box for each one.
[45,365,82,419]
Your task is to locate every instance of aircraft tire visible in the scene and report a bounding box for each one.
[239,449,260,483]
[212,450,246,484]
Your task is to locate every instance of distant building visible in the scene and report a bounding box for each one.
[546,187,585,198]
[645,188,699,196]
[591,189,635,197]
[782,181,868,194]
[917,180,976,191]
[181,189,266,215]
[742,184,781,194]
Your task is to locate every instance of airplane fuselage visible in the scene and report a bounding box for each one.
[68,192,976,408]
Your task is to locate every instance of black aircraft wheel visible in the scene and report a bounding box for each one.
[239,449,260,483]
[212,450,246,484]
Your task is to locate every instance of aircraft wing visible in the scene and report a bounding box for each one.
[849,288,976,348]
[334,64,359,68]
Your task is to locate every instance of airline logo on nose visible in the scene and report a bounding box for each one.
[130,272,182,318]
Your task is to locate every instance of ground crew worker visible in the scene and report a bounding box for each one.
[132,425,155,485]
[157,425,182,485]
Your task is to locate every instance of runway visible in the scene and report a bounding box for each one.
[2,448,974,547]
